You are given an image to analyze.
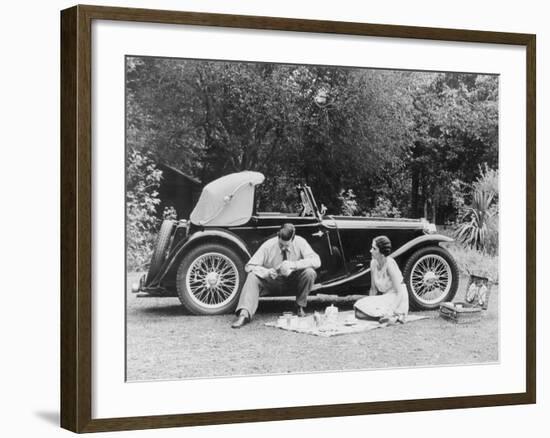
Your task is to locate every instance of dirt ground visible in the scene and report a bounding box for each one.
[126,273,498,381]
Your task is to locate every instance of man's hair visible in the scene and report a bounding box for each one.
[278,223,296,241]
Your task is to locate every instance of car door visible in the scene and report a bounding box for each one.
[294,219,346,283]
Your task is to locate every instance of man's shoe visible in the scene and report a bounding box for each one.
[231,314,250,329]
[295,305,306,318]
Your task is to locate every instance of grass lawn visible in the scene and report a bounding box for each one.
[126,272,498,381]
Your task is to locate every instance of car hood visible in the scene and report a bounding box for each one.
[323,215,428,230]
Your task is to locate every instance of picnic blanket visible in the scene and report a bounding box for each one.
[265,310,428,337]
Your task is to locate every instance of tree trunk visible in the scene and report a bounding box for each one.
[411,165,419,218]
[424,199,428,219]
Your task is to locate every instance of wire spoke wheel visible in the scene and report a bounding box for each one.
[177,243,245,315]
[186,252,239,309]
[404,246,459,310]
[410,255,451,304]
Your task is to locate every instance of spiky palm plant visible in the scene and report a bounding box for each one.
[454,186,498,254]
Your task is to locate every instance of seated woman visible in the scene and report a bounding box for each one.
[354,235,409,324]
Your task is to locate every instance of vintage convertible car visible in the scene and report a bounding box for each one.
[132,171,459,315]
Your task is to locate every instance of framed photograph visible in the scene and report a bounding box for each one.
[60,4,536,433]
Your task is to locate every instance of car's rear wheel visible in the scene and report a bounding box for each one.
[403,246,459,310]
[146,219,174,283]
[176,244,245,315]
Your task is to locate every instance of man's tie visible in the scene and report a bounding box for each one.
[282,249,288,261]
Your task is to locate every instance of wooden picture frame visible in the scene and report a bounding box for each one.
[60,4,536,433]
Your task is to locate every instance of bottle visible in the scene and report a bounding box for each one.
[325,304,338,324]
[313,311,322,326]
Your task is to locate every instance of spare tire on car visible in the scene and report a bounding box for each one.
[146,219,174,283]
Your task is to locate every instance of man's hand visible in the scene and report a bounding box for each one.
[279,260,295,277]
[251,266,273,279]
[267,268,278,280]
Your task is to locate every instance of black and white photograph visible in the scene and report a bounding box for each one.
[125,56,499,381]
[1,0,544,435]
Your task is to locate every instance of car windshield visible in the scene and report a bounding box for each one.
[299,190,315,216]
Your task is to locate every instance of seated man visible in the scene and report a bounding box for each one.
[231,223,321,328]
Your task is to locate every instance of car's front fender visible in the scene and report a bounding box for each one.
[311,233,453,293]
[391,234,454,259]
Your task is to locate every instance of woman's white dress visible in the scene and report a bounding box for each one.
[353,257,409,319]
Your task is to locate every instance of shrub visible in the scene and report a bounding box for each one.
[366,196,401,218]
[162,205,178,220]
[444,243,499,283]
[454,166,498,255]
[337,189,359,216]
[126,149,162,271]
[450,178,467,217]
[455,189,495,250]
[474,164,499,196]
[483,213,499,256]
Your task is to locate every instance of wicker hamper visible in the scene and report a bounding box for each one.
[439,275,492,323]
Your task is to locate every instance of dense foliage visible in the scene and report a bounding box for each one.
[454,166,499,255]
[126,57,499,234]
[126,149,162,270]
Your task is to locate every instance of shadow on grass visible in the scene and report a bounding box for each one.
[139,304,192,317]
[131,289,460,320]
[134,295,360,318]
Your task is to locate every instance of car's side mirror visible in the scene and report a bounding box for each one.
[320,203,327,217]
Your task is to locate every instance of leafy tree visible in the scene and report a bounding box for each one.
[126,58,498,225]
[409,73,498,222]
[126,149,162,271]
[126,57,207,179]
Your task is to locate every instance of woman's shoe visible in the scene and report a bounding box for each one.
[379,315,397,325]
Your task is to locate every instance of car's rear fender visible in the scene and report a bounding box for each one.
[155,229,252,285]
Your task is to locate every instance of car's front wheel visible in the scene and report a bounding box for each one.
[403,246,459,311]
[176,244,245,315]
